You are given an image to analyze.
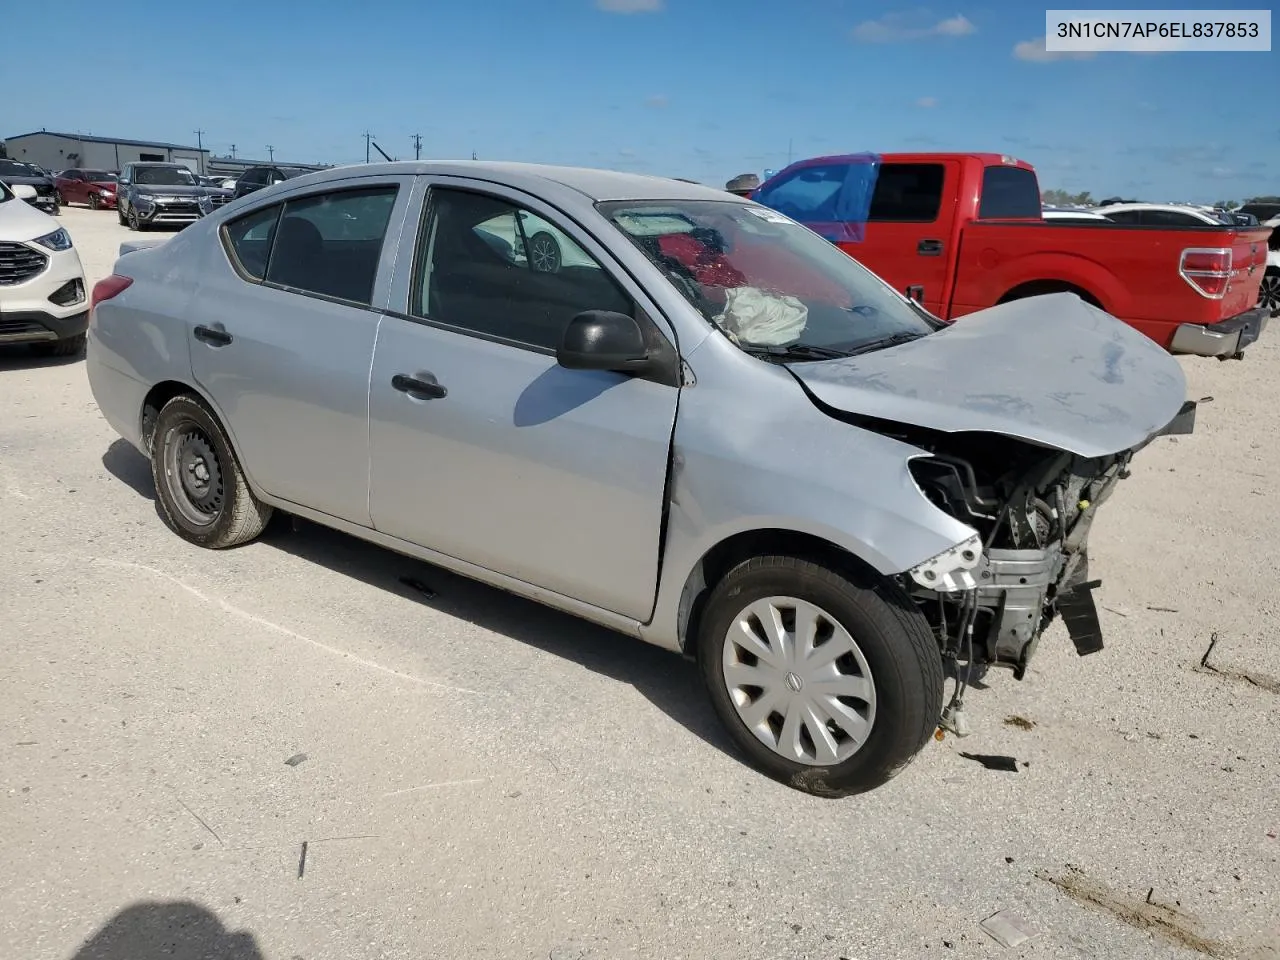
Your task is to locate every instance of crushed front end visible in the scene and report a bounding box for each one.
[897,401,1196,694]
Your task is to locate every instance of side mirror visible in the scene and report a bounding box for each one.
[12,184,37,200]
[557,310,652,373]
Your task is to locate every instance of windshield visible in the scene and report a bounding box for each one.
[82,170,117,182]
[599,198,934,355]
[135,166,197,186]
[0,159,39,177]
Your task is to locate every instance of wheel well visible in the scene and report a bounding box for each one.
[141,380,200,448]
[676,529,874,659]
[998,280,1102,309]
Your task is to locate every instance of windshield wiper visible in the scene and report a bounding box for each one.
[844,331,928,356]
[739,342,850,362]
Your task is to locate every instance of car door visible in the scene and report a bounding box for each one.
[367,179,681,622]
[60,170,82,203]
[188,176,414,524]
[117,165,132,214]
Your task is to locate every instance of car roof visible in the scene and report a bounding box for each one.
[1093,202,1219,220]
[292,160,741,204]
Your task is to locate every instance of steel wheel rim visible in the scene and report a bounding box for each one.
[1261,273,1280,314]
[162,422,225,527]
[722,596,877,766]
[529,234,560,272]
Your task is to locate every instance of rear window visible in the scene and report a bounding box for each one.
[868,163,944,222]
[978,166,1041,219]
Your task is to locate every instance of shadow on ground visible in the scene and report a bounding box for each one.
[68,901,262,960]
[0,344,84,370]
[101,439,735,762]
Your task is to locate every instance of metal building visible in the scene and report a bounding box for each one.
[2,131,210,174]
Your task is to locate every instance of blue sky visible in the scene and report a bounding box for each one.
[3,0,1276,201]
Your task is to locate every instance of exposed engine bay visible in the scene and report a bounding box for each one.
[847,401,1196,688]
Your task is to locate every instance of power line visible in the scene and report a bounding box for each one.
[363,131,373,164]
[412,133,422,161]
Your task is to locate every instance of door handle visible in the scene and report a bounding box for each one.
[193,324,233,346]
[392,373,447,400]
[917,238,943,256]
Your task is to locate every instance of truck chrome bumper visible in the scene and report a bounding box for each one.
[1170,306,1269,359]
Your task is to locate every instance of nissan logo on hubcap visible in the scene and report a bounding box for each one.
[785,672,804,693]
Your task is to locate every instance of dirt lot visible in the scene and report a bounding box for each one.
[2,206,1278,959]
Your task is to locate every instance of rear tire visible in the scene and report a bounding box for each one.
[698,555,943,797]
[150,395,272,549]
[1259,268,1280,318]
[29,333,86,358]
[89,193,101,210]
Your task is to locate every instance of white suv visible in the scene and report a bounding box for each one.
[0,181,89,356]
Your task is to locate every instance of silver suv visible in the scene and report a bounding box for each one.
[85,162,1193,795]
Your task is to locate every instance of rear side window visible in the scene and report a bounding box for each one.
[868,163,944,222]
[263,186,399,305]
[225,204,282,280]
[978,166,1041,219]
[1139,209,1208,227]
[1102,210,1141,224]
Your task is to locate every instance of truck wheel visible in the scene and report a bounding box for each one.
[150,395,272,549]
[698,555,943,797]
[1260,269,1280,318]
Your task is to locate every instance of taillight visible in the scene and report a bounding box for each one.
[90,274,132,311]
[1179,247,1231,299]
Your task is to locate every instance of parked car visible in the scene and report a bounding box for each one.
[752,153,1270,359]
[1237,202,1280,317]
[232,165,310,200]
[1092,202,1236,227]
[0,158,60,215]
[54,169,119,209]
[115,162,222,231]
[1041,207,1113,224]
[86,161,1194,796]
[0,179,89,356]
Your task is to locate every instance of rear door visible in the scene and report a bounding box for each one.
[188,176,414,524]
[367,179,680,621]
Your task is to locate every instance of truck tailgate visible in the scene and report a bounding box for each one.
[1220,227,1271,317]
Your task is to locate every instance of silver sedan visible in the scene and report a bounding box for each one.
[86,161,1192,796]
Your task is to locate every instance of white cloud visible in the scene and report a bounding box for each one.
[1013,36,1096,61]
[853,11,976,43]
[915,96,938,108]
[595,0,662,12]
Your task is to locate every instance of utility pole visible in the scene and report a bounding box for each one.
[412,133,422,161]
[364,131,373,164]
[230,143,237,159]
[267,144,275,162]
[194,129,205,173]
[472,149,478,160]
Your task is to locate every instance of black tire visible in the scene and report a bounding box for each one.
[1259,268,1280,318]
[127,208,145,231]
[527,230,562,273]
[698,555,943,797]
[150,394,272,549]
[118,204,127,226]
[29,333,86,358]
[89,193,100,210]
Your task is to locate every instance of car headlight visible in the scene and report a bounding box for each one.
[136,195,155,208]
[100,188,113,196]
[33,228,73,252]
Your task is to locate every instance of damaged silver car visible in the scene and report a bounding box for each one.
[86,162,1193,797]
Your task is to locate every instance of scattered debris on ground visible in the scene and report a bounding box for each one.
[979,910,1038,947]
[1038,865,1231,957]
[1003,715,1036,731]
[960,752,1020,773]
[398,575,437,599]
[1196,632,1280,694]
[284,753,308,767]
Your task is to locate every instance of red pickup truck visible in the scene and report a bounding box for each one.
[752,152,1271,358]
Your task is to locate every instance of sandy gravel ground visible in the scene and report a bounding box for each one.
[2,207,1277,960]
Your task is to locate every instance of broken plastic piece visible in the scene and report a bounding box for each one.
[284,753,308,767]
[980,910,1038,947]
[908,534,983,592]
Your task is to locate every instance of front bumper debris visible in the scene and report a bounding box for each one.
[1170,306,1269,359]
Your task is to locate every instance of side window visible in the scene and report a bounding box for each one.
[978,166,1041,219]
[119,165,132,184]
[263,186,398,305]
[139,152,165,162]
[224,204,282,280]
[1139,210,1203,227]
[753,164,850,221]
[1102,209,1141,224]
[412,188,633,350]
[868,163,945,222]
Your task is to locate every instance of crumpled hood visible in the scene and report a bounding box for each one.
[788,293,1188,458]
[134,184,205,197]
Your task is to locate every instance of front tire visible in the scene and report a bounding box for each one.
[1260,268,1280,318]
[150,395,272,549]
[89,193,101,210]
[698,555,943,797]
[127,208,144,231]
